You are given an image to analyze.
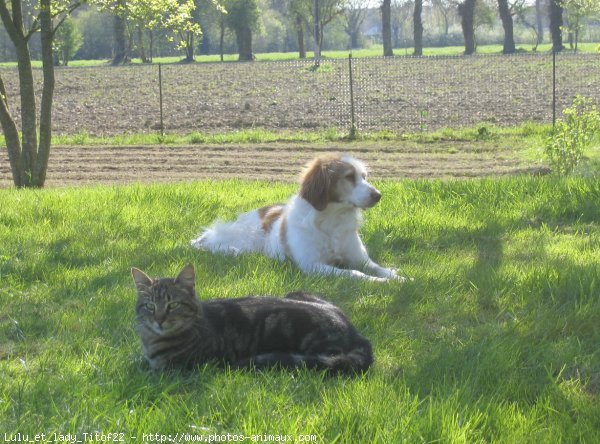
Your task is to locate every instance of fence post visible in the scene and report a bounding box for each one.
[348,54,357,139]
[552,51,556,129]
[158,63,164,137]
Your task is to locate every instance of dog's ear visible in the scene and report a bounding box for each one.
[300,158,331,211]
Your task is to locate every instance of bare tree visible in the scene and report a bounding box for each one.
[535,0,544,43]
[391,0,413,48]
[413,0,423,55]
[458,0,476,54]
[381,0,394,55]
[548,0,563,51]
[290,0,308,58]
[498,0,516,53]
[312,0,344,60]
[0,0,80,187]
[431,0,455,45]
[344,0,367,49]
[514,0,541,50]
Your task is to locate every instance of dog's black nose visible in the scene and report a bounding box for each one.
[371,190,382,203]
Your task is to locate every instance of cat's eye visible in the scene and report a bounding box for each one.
[167,302,181,311]
[144,302,156,312]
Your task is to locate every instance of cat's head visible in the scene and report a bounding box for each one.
[131,264,200,335]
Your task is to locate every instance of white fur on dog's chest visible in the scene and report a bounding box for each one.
[288,201,362,263]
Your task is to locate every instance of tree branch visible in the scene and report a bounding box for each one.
[24,0,83,40]
[0,73,23,187]
[0,0,23,42]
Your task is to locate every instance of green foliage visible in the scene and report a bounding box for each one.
[95,0,205,49]
[545,95,600,175]
[559,0,600,49]
[75,9,113,60]
[223,0,260,32]
[1,178,600,439]
[53,17,82,66]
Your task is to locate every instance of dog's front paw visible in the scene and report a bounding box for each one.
[190,237,204,249]
[381,267,399,279]
[369,276,390,283]
[385,268,413,282]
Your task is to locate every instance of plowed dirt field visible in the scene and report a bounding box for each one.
[0,141,546,187]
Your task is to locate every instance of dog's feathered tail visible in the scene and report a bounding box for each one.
[191,211,266,255]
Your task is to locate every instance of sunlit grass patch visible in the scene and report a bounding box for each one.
[1,177,599,440]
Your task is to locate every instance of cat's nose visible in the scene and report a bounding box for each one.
[155,315,166,328]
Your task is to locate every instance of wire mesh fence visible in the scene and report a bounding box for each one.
[159,59,350,134]
[0,52,598,137]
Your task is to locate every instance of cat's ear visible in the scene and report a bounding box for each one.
[131,267,154,292]
[175,264,196,293]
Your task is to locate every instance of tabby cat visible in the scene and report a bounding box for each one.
[132,264,373,373]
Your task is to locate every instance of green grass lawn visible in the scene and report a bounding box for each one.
[1,42,597,68]
[1,177,599,441]
[39,121,554,146]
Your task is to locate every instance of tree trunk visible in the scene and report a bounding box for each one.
[0,75,22,187]
[235,25,253,61]
[442,12,450,45]
[381,0,393,56]
[219,19,225,61]
[36,0,55,186]
[413,0,423,56]
[392,22,402,48]
[16,42,38,186]
[350,31,359,49]
[549,0,563,52]
[112,13,128,65]
[149,30,153,63]
[498,0,515,54]
[137,26,149,63]
[183,32,194,62]
[0,0,57,187]
[296,15,306,58]
[535,0,544,44]
[458,0,476,55]
[0,0,26,187]
[313,0,321,61]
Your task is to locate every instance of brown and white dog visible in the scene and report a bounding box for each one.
[191,154,403,282]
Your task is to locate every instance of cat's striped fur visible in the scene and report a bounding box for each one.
[132,264,373,373]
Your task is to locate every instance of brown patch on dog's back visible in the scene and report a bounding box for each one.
[258,204,285,232]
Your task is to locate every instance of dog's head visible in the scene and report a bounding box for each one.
[299,154,381,211]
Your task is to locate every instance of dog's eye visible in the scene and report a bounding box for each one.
[345,172,355,180]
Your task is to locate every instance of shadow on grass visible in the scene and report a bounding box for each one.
[466,221,504,313]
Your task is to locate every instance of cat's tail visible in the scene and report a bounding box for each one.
[191,211,266,255]
[238,340,374,375]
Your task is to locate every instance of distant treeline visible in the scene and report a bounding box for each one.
[0,0,598,63]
